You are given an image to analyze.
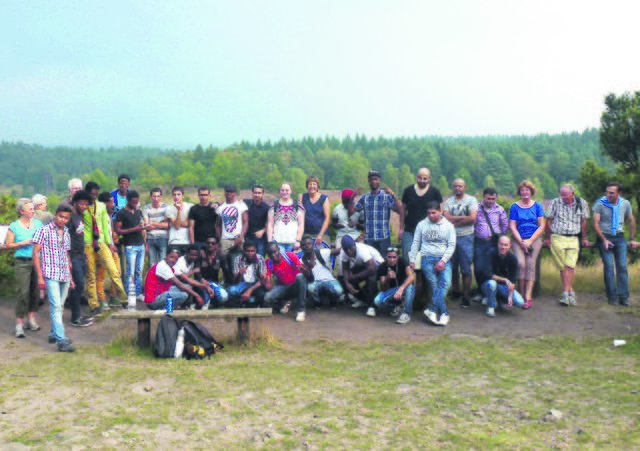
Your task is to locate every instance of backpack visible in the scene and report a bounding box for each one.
[182,320,224,360]
[154,314,182,358]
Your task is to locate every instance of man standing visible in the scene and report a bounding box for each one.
[244,184,270,256]
[340,235,384,314]
[217,184,249,282]
[166,186,193,255]
[399,167,443,259]
[593,182,638,306]
[229,240,269,307]
[188,186,219,250]
[143,188,169,266]
[372,246,415,324]
[300,236,343,309]
[264,241,308,322]
[58,178,83,210]
[443,179,477,308]
[473,188,509,303]
[110,174,130,218]
[32,205,75,352]
[68,190,93,327]
[481,235,526,317]
[410,201,456,326]
[115,190,147,309]
[544,184,591,306]
[352,169,403,256]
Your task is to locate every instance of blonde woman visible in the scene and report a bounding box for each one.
[267,182,305,253]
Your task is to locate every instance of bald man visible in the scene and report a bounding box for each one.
[399,168,443,259]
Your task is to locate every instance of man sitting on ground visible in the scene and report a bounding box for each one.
[480,235,526,317]
[264,241,308,322]
[228,240,269,307]
[371,246,415,324]
[144,248,204,311]
[340,235,384,316]
[299,236,343,309]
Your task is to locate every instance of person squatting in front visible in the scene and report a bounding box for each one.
[299,236,343,310]
[371,246,415,324]
[263,241,308,322]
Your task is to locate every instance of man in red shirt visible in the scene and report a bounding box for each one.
[144,248,204,310]
[264,241,309,322]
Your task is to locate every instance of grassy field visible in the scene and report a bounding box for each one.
[1,331,639,449]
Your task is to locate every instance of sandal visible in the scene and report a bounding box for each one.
[523,299,533,310]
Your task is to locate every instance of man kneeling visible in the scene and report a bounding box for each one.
[480,235,526,317]
[372,247,415,324]
[144,248,204,310]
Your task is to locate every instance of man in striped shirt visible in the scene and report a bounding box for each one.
[544,184,591,306]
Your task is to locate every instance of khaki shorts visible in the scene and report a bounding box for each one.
[550,234,580,270]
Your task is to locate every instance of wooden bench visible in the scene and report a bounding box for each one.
[110,308,273,348]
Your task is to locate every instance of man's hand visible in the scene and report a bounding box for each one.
[435,260,446,273]
[387,269,397,279]
[255,229,265,238]
[630,240,639,250]
[397,229,403,241]
[195,295,204,307]
[240,291,252,303]
[315,236,323,247]
[109,244,118,254]
[393,287,404,300]
[345,282,359,295]
[233,237,243,248]
[543,238,551,248]
[37,275,46,290]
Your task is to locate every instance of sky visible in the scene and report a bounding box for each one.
[1,0,639,148]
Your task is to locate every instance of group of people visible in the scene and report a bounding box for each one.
[2,168,636,351]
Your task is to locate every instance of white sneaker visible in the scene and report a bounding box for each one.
[351,300,367,308]
[295,311,306,322]
[396,313,410,324]
[24,318,40,331]
[280,302,291,314]
[424,309,438,325]
[481,298,488,306]
[438,313,450,326]
[136,294,145,302]
[16,324,25,338]
[486,307,495,317]
[366,307,376,317]
[472,294,483,303]
[390,305,402,317]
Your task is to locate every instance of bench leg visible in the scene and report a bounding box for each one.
[138,318,151,348]
[237,317,250,345]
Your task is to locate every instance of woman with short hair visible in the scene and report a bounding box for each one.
[298,175,330,247]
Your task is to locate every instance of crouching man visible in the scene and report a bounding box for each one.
[372,246,415,324]
[480,235,526,317]
[299,236,343,309]
[340,235,384,316]
[174,244,228,309]
[228,240,269,307]
[264,241,308,322]
[144,248,204,310]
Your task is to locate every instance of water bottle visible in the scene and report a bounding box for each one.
[165,293,173,314]
[174,327,185,358]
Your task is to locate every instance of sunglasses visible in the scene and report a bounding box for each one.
[387,247,399,253]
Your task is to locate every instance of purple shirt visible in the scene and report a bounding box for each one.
[474,203,508,238]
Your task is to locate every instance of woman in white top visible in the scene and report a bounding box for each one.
[267,182,305,253]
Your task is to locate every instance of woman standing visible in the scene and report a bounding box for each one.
[267,182,305,252]
[509,180,545,309]
[4,198,44,338]
[298,176,330,247]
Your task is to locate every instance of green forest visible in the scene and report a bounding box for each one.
[0,128,612,200]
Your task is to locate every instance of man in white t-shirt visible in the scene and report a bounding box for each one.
[165,186,193,254]
[173,244,228,309]
[216,184,249,284]
[340,235,384,313]
[300,236,343,309]
[143,248,204,310]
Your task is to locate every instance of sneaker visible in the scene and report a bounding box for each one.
[90,307,103,317]
[58,341,76,352]
[486,307,495,317]
[100,302,111,312]
[438,313,450,326]
[295,311,306,322]
[396,313,410,324]
[70,317,93,327]
[24,318,40,331]
[620,299,630,307]
[314,303,322,310]
[424,309,438,325]
[351,300,367,308]
[523,299,533,310]
[461,297,470,309]
[280,302,291,314]
[559,293,569,306]
[390,305,402,317]
[136,294,145,302]
[481,298,488,306]
[608,298,619,306]
[201,302,210,311]
[366,307,376,317]
[472,294,483,303]
[15,324,25,338]
[568,292,577,306]
[49,336,73,344]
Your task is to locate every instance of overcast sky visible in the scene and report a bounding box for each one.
[1,0,638,148]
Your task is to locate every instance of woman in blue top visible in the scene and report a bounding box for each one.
[298,176,330,247]
[509,180,545,309]
[3,198,44,338]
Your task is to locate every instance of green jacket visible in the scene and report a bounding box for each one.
[83,201,113,246]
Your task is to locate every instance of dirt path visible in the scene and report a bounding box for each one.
[1,293,638,362]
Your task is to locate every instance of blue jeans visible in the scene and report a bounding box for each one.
[69,256,87,322]
[421,256,451,315]
[146,286,190,310]
[308,279,344,306]
[203,281,229,307]
[125,244,145,296]
[473,238,497,286]
[264,273,308,312]
[277,243,295,253]
[401,232,414,261]
[46,279,70,344]
[481,280,525,308]
[450,234,474,277]
[228,282,266,306]
[366,237,391,257]
[597,234,629,303]
[374,284,415,314]
[147,237,168,267]
[255,239,266,257]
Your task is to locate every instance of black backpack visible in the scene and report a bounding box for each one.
[182,320,224,360]
[154,315,182,358]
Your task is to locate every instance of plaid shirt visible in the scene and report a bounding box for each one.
[32,222,71,282]
[546,197,590,235]
[355,191,397,240]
